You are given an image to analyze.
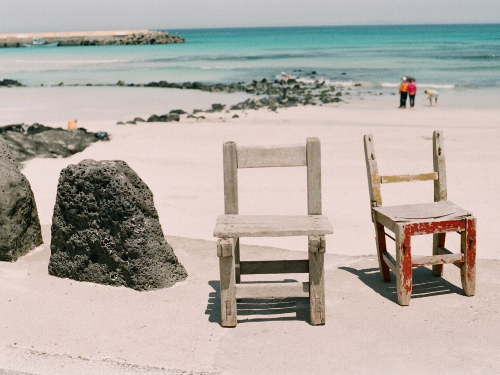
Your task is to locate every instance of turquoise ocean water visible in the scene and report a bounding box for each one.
[1,24,499,93]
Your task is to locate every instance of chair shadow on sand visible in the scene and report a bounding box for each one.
[339,266,466,305]
[205,280,310,326]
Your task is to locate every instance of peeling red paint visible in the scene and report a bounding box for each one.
[465,217,476,280]
[408,219,465,236]
[400,226,413,294]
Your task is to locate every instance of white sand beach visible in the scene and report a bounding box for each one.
[1,86,500,374]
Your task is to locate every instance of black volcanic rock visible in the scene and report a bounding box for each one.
[48,159,187,290]
[0,123,99,164]
[0,79,22,87]
[0,137,43,261]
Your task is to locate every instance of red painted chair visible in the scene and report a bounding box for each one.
[363,131,476,305]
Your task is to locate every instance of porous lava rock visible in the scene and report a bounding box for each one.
[48,159,187,290]
[0,137,43,261]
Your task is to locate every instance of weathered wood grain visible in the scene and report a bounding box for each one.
[373,201,470,222]
[236,282,310,299]
[308,235,326,253]
[437,245,462,268]
[307,137,322,215]
[219,247,237,327]
[309,249,325,325]
[363,134,383,211]
[223,141,239,215]
[215,138,330,326]
[433,130,447,202]
[217,238,235,257]
[214,215,333,237]
[380,172,438,184]
[412,253,464,267]
[237,144,306,168]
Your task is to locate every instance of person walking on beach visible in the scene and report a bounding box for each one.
[398,76,408,108]
[281,72,290,101]
[424,89,438,106]
[407,78,417,108]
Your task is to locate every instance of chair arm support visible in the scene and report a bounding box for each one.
[308,235,326,253]
[217,238,237,257]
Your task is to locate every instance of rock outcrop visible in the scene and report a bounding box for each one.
[0,123,100,164]
[0,79,22,87]
[0,30,185,48]
[48,160,187,290]
[0,137,43,261]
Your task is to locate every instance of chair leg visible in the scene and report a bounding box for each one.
[432,233,446,277]
[395,225,412,306]
[375,222,391,282]
[461,217,476,296]
[234,237,241,284]
[309,236,325,325]
[218,240,237,327]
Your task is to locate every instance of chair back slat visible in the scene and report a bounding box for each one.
[237,144,307,168]
[363,134,383,208]
[380,172,438,184]
[223,138,321,216]
[364,131,448,212]
[433,130,447,201]
[223,141,239,215]
[306,138,322,215]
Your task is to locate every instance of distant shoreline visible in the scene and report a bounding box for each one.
[0,29,185,48]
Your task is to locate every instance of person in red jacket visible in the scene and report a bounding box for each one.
[407,78,417,108]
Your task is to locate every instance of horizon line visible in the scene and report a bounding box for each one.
[2,22,499,35]
[168,22,500,31]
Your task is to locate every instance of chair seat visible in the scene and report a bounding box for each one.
[214,214,334,238]
[373,201,471,226]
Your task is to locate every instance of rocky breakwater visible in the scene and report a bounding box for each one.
[48,160,187,290]
[0,123,104,165]
[0,137,43,261]
[118,76,346,124]
[0,30,184,48]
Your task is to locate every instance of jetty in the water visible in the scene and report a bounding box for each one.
[0,29,185,48]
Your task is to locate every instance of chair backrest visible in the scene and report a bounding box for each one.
[223,138,322,216]
[363,130,447,210]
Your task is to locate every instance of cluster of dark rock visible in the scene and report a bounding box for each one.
[0,79,22,87]
[0,30,185,48]
[49,159,187,290]
[117,77,346,124]
[62,30,185,47]
[117,109,186,125]
[0,137,43,261]
[0,123,101,164]
[131,77,344,100]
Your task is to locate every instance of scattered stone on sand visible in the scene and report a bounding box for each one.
[0,123,100,165]
[0,137,43,261]
[48,159,187,290]
[0,79,22,87]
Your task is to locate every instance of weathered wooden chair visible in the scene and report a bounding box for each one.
[363,131,476,305]
[213,138,333,327]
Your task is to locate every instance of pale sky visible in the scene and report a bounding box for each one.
[1,0,499,33]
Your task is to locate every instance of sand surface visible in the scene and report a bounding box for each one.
[1,87,500,373]
[1,227,499,374]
